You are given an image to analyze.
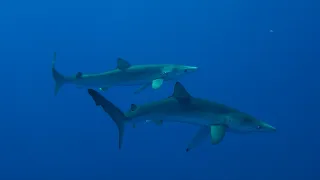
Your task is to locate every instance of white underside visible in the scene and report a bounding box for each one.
[72,77,156,88]
[129,112,222,127]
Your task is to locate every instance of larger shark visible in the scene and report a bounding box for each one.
[87,82,276,152]
[52,52,198,95]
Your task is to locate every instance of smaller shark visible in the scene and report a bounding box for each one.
[87,82,276,152]
[52,52,198,95]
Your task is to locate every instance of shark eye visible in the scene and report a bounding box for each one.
[184,69,188,72]
[256,125,261,129]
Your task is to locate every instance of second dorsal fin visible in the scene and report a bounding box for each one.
[76,72,83,79]
[130,104,138,111]
[117,58,131,70]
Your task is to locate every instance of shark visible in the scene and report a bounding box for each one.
[52,52,198,95]
[87,82,276,152]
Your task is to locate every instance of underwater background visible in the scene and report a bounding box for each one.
[1,0,319,179]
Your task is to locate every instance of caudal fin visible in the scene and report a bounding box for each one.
[88,89,126,149]
[52,52,66,96]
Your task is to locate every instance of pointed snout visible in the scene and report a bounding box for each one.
[184,66,198,73]
[262,123,276,132]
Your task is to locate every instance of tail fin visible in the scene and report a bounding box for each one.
[88,89,126,149]
[52,52,66,96]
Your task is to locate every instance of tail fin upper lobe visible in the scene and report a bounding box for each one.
[52,52,66,96]
[88,89,126,149]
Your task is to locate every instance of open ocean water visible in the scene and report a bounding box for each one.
[0,0,319,179]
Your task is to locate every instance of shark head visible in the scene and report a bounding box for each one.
[225,112,276,133]
[164,65,198,79]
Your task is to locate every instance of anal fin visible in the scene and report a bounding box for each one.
[152,120,163,125]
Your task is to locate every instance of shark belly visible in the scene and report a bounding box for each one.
[165,112,221,126]
[164,116,213,126]
[72,70,161,88]
[129,111,220,126]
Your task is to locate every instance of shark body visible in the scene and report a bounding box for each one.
[87,82,276,152]
[52,52,198,95]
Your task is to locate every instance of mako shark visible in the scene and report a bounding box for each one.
[87,82,276,152]
[52,52,198,95]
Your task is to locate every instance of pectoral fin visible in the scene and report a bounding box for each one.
[134,83,150,94]
[186,126,210,152]
[152,79,164,89]
[210,125,226,144]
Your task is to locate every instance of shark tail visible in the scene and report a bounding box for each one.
[52,52,66,96]
[87,89,126,149]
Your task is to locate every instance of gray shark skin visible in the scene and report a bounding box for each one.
[51,52,198,95]
[87,82,276,152]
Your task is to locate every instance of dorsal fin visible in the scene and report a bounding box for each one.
[76,72,83,79]
[172,82,191,103]
[130,104,138,111]
[117,58,131,70]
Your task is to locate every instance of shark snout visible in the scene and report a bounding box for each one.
[262,123,276,132]
[184,66,198,73]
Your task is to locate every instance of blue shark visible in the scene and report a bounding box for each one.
[87,82,276,152]
[52,52,198,95]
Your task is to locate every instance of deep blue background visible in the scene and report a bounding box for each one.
[1,0,319,179]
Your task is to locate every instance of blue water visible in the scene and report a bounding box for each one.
[1,0,319,179]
